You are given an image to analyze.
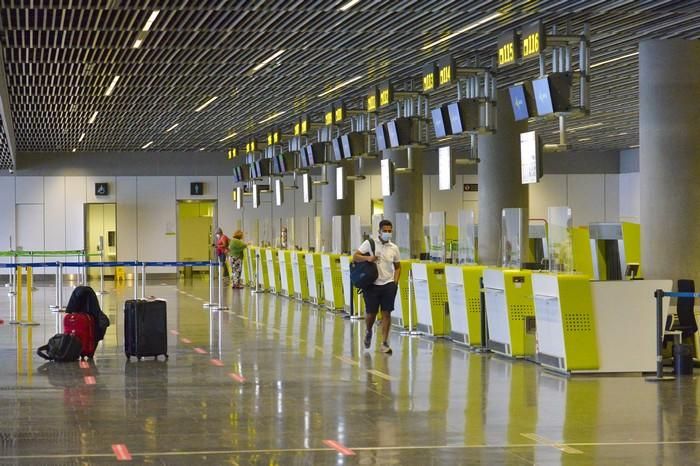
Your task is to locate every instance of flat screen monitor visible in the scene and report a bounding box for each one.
[431,105,452,138]
[447,99,480,134]
[387,117,416,148]
[275,179,283,206]
[342,132,366,158]
[520,130,543,184]
[336,166,345,200]
[302,173,312,203]
[508,83,533,121]
[306,142,326,166]
[235,186,242,209]
[438,146,453,191]
[380,158,394,196]
[331,137,345,161]
[532,73,571,116]
[252,183,260,208]
[375,123,389,151]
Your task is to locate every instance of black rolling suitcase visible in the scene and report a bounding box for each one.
[124,299,169,361]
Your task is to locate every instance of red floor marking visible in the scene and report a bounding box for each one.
[323,439,355,456]
[180,338,192,344]
[210,358,224,366]
[79,361,90,369]
[170,330,179,335]
[83,376,96,385]
[112,444,132,461]
[194,347,208,354]
[228,372,246,383]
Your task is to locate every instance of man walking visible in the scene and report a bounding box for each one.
[353,220,401,354]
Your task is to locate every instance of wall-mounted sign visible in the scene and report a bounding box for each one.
[463,183,478,192]
[521,20,545,60]
[437,55,455,87]
[497,30,520,67]
[367,86,379,112]
[190,182,204,195]
[227,148,238,159]
[324,105,334,126]
[95,183,109,196]
[378,80,393,108]
[334,101,345,123]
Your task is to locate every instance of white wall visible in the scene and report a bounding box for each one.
[619,172,640,222]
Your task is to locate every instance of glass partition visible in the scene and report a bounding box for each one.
[458,209,477,264]
[429,211,446,263]
[501,208,524,269]
[314,216,322,252]
[350,215,362,252]
[395,212,411,258]
[547,206,574,273]
[331,215,343,254]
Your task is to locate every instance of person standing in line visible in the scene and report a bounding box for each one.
[229,230,247,289]
[352,219,401,354]
[213,227,230,279]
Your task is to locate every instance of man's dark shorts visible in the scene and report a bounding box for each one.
[363,282,398,314]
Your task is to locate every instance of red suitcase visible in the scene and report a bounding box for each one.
[64,313,97,359]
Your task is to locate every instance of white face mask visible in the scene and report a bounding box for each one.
[380,232,392,242]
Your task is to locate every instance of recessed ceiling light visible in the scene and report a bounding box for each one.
[258,111,286,124]
[142,141,154,149]
[590,52,639,69]
[72,148,77,152]
[615,132,629,136]
[195,96,218,112]
[104,75,120,96]
[165,123,179,132]
[421,12,502,50]
[318,76,363,97]
[88,111,98,124]
[78,133,85,142]
[142,10,160,32]
[567,122,603,132]
[132,37,144,49]
[339,0,361,11]
[251,50,285,73]
[219,132,238,142]
[199,147,206,151]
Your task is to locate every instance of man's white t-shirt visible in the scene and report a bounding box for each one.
[358,238,400,286]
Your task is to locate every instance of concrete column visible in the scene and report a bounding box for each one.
[321,160,355,253]
[383,147,424,258]
[477,90,528,266]
[640,40,700,282]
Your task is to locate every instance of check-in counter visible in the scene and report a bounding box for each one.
[532,273,599,372]
[305,252,324,305]
[265,248,280,294]
[291,251,309,301]
[392,260,416,329]
[483,269,536,358]
[412,262,450,336]
[339,256,353,314]
[533,276,672,373]
[445,264,487,346]
[249,246,270,291]
[241,247,251,286]
[278,250,294,297]
[322,253,345,312]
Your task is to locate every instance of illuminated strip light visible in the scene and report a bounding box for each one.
[251,49,285,73]
[577,137,591,142]
[142,141,154,149]
[78,132,85,142]
[421,12,502,50]
[318,75,363,97]
[339,0,361,10]
[132,38,144,49]
[165,123,179,132]
[72,148,77,152]
[629,144,640,148]
[142,10,160,31]
[194,96,218,112]
[590,52,638,69]
[88,111,98,124]
[568,122,603,132]
[104,75,120,96]
[258,111,286,124]
[219,132,237,142]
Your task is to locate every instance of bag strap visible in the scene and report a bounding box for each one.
[37,344,52,360]
[369,238,375,256]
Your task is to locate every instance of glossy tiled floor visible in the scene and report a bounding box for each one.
[0,277,698,465]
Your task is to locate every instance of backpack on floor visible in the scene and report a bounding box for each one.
[350,238,378,291]
[37,334,83,362]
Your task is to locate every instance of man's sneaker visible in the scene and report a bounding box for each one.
[364,332,372,349]
[381,342,393,355]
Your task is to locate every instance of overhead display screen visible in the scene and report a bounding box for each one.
[431,105,452,138]
[375,123,389,151]
[497,30,519,67]
[331,137,345,161]
[521,20,545,60]
[508,84,531,121]
[532,77,554,115]
[520,130,542,184]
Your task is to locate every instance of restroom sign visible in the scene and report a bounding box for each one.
[95,183,109,196]
[190,182,204,195]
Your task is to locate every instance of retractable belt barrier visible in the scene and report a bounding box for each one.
[648,289,700,382]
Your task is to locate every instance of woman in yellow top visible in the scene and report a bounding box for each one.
[229,230,247,289]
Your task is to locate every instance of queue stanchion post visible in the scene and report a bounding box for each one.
[213,261,229,312]
[252,251,263,294]
[204,261,216,308]
[474,276,490,353]
[8,265,19,324]
[133,263,139,301]
[141,263,146,299]
[12,266,22,325]
[8,254,16,296]
[646,289,675,382]
[98,236,108,296]
[20,266,39,326]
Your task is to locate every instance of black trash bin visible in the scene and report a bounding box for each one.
[673,343,693,376]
